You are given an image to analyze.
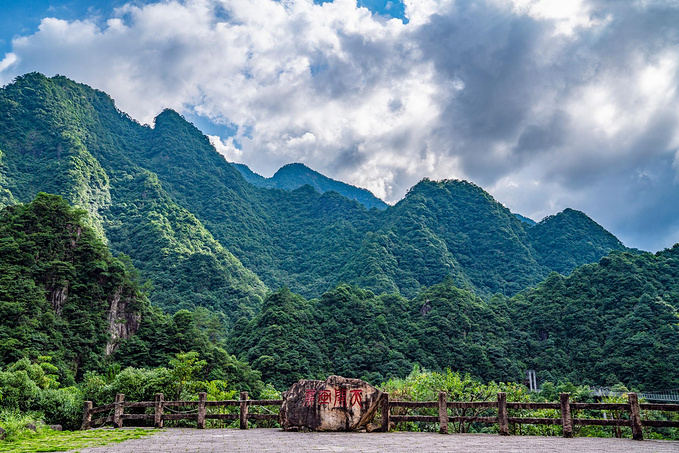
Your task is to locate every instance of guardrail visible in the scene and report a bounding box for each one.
[81,392,281,430]
[82,391,679,440]
[381,392,679,440]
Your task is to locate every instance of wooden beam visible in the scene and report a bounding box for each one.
[113,393,125,429]
[154,393,164,428]
[380,393,390,432]
[197,392,207,429]
[240,392,249,430]
[628,393,643,441]
[80,401,92,430]
[497,392,509,436]
[438,392,448,434]
[560,393,572,438]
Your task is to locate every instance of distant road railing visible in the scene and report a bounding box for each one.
[82,391,679,441]
[591,387,679,403]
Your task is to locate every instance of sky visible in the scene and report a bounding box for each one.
[1,0,679,252]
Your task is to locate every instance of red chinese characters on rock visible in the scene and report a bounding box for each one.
[318,390,332,405]
[349,389,363,408]
[304,389,317,407]
[334,388,347,407]
[303,387,363,408]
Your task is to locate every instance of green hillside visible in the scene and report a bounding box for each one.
[529,208,628,275]
[0,74,629,304]
[0,193,145,380]
[0,73,266,319]
[230,244,679,391]
[228,281,521,389]
[2,72,678,439]
[340,179,546,298]
[511,246,679,390]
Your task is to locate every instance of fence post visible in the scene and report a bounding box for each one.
[560,393,572,438]
[113,393,125,429]
[438,392,448,434]
[197,392,207,429]
[628,393,643,441]
[154,393,164,428]
[240,391,249,430]
[81,401,93,430]
[380,393,390,432]
[497,392,509,436]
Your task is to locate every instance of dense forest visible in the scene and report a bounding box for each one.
[0,73,629,308]
[0,74,678,433]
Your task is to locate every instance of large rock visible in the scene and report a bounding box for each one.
[280,375,384,431]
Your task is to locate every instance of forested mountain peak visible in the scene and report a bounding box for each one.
[0,73,631,304]
[232,161,388,210]
[0,193,145,380]
[513,246,679,389]
[529,207,628,275]
[0,73,267,319]
[2,73,676,399]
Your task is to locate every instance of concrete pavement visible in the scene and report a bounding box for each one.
[67,428,679,452]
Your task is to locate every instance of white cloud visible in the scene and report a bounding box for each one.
[208,134,243,162]
[2,0,679,250]
[0,53,17,72]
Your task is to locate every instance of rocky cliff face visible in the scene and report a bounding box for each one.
[106,286,142,356]
[0,192,149,376]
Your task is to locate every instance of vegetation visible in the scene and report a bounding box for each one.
[233,162,389,209]
[381,368,678,439]
[0,422,156,452]
[0,73,677,441]
[511,247,679,389]
[0,74,266,319]
[0,73,627,304]
[0,192,145,381]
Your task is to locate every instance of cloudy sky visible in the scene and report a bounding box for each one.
[1,0,679,252]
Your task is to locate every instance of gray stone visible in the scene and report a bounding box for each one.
[0,426,5,440]
[280,375,383,432]
[49,424,63,431]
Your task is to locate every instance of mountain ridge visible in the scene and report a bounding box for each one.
[232,161,389,210]
[2,73,678,394]
[0,73,631,303]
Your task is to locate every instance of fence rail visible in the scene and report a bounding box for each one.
[81,391,282,430]
[81,391,679,441]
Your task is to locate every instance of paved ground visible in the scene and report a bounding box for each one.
[68,428,679,452]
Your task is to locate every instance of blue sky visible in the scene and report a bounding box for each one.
[0,1,127,53]
[0,0,405,55]
[1,0,679,252]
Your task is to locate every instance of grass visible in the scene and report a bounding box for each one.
[0,428,158,453]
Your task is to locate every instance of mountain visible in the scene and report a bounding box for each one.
[510,246,679,389]
[0,193,145,379]
[232,162,389,210]
[229,246,679,390]
[0,73,267,320]
[528,208,629,275]
[228,281,521,388]
[1,73,675,393]
[0,73,629,304]
[338,180,627,298]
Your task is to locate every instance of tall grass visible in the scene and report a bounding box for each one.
[0,409,45,442]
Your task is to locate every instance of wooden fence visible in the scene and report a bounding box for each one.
[81,392,281,430]
[82,392,679,441]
